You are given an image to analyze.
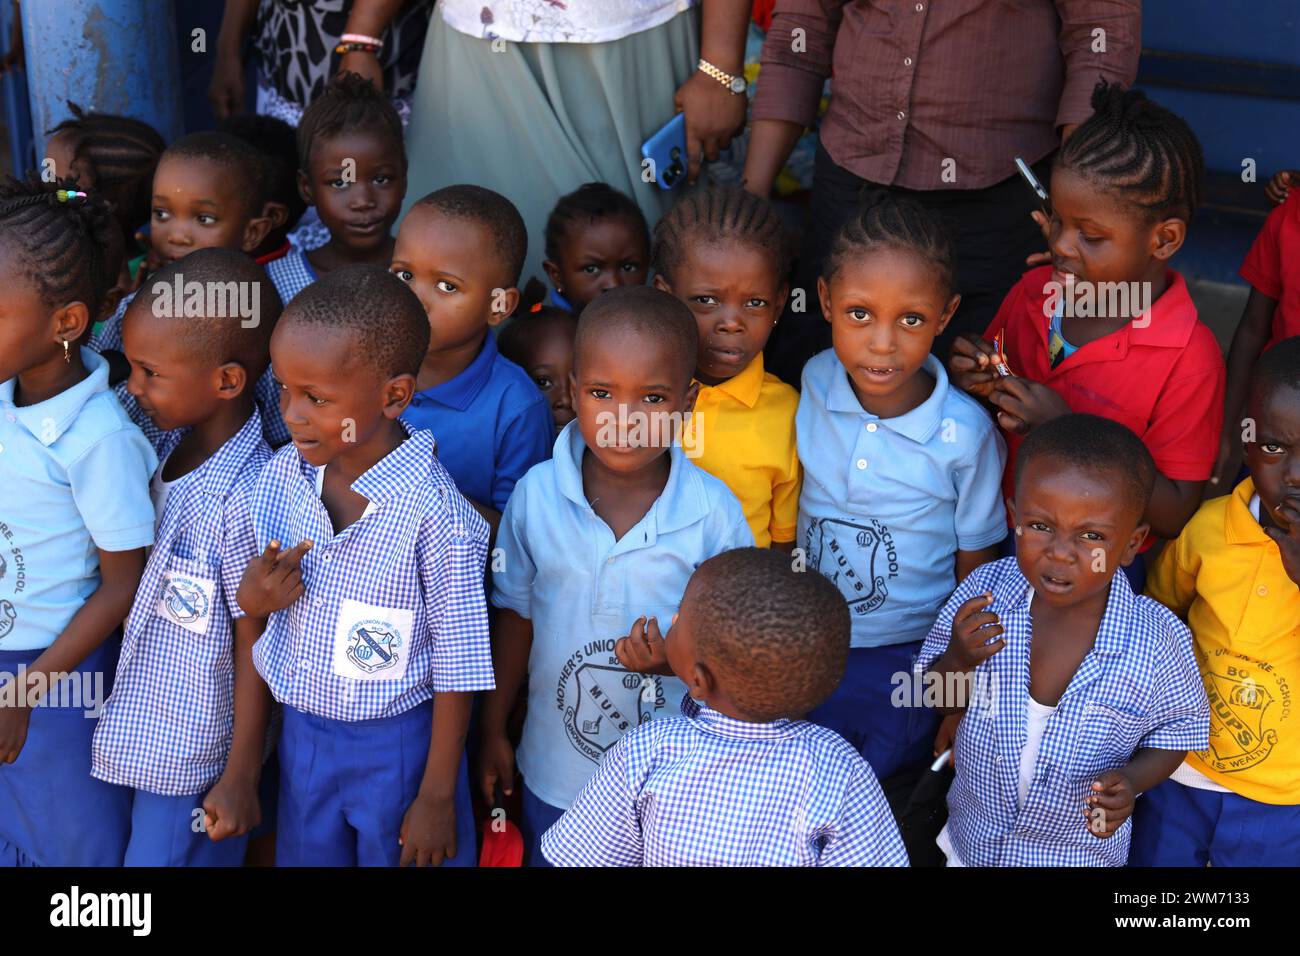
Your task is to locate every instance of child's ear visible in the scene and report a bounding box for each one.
[1151,217,1187,262]
[651,273,672,294]
[682,378,700,415]
[53,301,91,346]
[816,275,833,325]
[214,361,249,400]
[263,200,289,233]
[688,661,717,703]
[296,169,314,208]
[381,372,417,419]
[240,213,274,255]
[936,292,962,336]
[488,286,520,328]
[543,259,564,292]
[773,283,790,320]
[1118,521,1150,567]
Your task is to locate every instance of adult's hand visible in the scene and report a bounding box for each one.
[674,71,747,185]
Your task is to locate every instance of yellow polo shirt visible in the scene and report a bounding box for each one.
[683,355,801,548]
[1145,478,1300,804]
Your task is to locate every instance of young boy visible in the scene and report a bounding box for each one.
[498,306,578,436]
[236,265,492,867]
[91,250,276,865]
[541,182,649,313]
[541,547,908,867]
[481,286,753,865]
[799,195,1007,782]
[1131,338,1300,866]
[221,114,308,265]
[919,414,1209,866]
[391,185,553,523]
[266,72,409,306]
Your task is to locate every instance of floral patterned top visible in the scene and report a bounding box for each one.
[439,0,696,44]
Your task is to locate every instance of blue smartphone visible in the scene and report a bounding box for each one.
[641,113,687,191]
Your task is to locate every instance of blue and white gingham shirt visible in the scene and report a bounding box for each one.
[92,409,271,795]
[264,246,317,308]
[916,557,1209,866]
[250,423,495,721]
[89,288,133,354]
[541,696,909,867]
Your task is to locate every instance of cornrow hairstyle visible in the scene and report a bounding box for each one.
[1057,80,1205,224]
[0,174,118,320]
[651,186,791,286]
[220,114,308,234]
[544,182,648,262]
[823,189,956,291]
[162,131,270,219]
[46,102,164,238]
[296,71,406,173]
[416,184,528,288]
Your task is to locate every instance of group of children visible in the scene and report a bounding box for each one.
[0,72,1296,868]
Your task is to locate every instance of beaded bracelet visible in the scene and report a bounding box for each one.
[341,32,384,47]
[335,41,382,55]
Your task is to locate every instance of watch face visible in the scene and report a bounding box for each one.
[730,76,746,93]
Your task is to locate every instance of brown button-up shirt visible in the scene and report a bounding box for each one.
[752,0,1141,191]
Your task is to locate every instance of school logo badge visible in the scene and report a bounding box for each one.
[556,639,666,763]
[1199,650,1289,773]
[154,571,217,636]
[0,600,15,641]
[345,619,404,674]
[805,517,899,615]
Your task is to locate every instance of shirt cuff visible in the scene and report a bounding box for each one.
[89,522,155,553]
[1239,262,1282,301]
[751,62,825,130]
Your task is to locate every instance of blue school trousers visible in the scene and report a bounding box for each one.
[520,782,565,868]
[1129,777,1300,867]
[0,638,131,866]
[125,790,250,867]
[807,641,937,782]
[276,701,476,867]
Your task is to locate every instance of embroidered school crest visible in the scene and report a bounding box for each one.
[161,576,209,625]
[345,619,404,674]
[805,517,899,615]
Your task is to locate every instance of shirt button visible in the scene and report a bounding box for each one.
[1258,585,1268,597]
[897,110,906,121]
[904,56,913,66]
[866,423,878,433]
[856,458,868,470]
[915,2,924,10]
[300,659,313,670]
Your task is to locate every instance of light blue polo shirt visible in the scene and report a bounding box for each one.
[492,421,754,811]
[0,349,157,651]
[796,351,1006,649]
[400,332,553,512]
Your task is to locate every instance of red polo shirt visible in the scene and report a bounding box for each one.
[1240,190,1300,350]
[985,265,1225,513]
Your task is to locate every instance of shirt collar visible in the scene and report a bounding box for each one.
[699,353,765,408]
[1225,476,1271,545]
[156,407,268,497]
[824,353,950,443]
[411,333,497,412]
[0,347,110,446]
[550,419,709,537]
[291,419,437,504]
[1002,559,1132,657]
[681,696,804,740]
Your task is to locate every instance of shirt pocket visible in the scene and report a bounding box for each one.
[153,551,221,638]
[1070,700,1147,779]
[330,597,416,682]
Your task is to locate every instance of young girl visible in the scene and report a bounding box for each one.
[542,182,649,313]
[651,187,801,549]
[0,177,157,866]
[269,71,408,306]
[949,81,1224,581]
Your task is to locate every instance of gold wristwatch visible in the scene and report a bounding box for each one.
[697,58,747,95]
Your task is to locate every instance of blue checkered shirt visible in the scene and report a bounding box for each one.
[264,247,316,307]
[92,409,271,795]
[90,289,133,353]
[916,557,1209,866]
[541,696,910,867]
[250,423,495,720]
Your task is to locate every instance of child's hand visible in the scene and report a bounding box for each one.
[933,713,962,767]
[1084,769,1135,839]
[236,539,312,618]
[0,696,31,765]
[478,732,516,806]
[945,593,1005,671]
[1263,499,1300,588]
[948,334,1002,399]
[614,616,673,676]
[1265,169,1299,206]
[988,377,1070,434]
[399,791,457,866]
[202,772,261,842]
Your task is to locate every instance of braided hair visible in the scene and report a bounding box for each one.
[544,182,648,263]
[0,174,117,319]
[651,186,791,286]
[1057,80,1204,223]
[297,71,405,172]
[46,103,164,239]
[823,190,955,291]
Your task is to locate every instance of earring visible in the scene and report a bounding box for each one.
[1014,525,1024,537]
[62,339,71,363]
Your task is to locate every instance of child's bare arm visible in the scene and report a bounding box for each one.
[400,690,474,866]
[478,609,533,802]
[955,547,998,583]
[204,615,272,841]
[1145,474,1205,541]
[1212,288,1278,493]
